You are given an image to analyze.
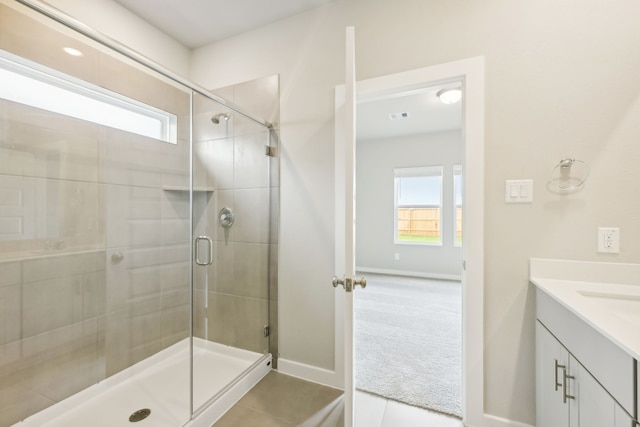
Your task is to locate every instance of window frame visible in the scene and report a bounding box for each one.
[0,50,177,144]
[453,164,463,247]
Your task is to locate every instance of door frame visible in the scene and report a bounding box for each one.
[334,56,485,426]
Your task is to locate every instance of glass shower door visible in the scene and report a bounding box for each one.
[0,22,194,427]
[191,91,271,414]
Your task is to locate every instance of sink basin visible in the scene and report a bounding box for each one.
[577,289,640,326]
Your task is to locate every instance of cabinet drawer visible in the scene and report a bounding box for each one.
[536,289,635,414]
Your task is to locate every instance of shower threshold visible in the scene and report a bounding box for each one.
[13,338,272,427]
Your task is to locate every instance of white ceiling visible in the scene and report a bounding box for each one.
[113,0,461,139]
[114,0,335,49]
[357,86,462,141]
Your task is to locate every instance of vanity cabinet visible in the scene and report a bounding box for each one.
[536,287,637,427]
[536,321,634,427]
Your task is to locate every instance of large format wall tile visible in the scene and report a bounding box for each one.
[233,242,269,300]
[104,184,162,248]
[233,188,270,244]
[0,100,100,183]
[0,271,20,346]
[234,131,269,190]
[232,296,269,353]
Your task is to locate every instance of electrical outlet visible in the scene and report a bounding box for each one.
[394,253,400,261]
[597,227,620,253]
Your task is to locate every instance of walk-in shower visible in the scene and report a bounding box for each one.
[0,1,279,426]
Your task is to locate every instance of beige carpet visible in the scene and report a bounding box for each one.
[354,273,462,417]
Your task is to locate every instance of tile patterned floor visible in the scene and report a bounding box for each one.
[212,371,463,427]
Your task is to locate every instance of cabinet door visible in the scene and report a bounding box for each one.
[569,354,616,427]
[614,403,634,427]
[536,321,569,426]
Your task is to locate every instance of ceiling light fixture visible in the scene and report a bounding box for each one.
[63,47,83,57]
[437,88,462,104]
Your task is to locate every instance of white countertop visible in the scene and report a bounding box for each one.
[530,258,640,361]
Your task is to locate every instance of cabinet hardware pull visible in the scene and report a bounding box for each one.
[562,368,575,403]
[554,359,565,391]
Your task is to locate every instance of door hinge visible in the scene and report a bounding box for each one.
[265,145,276,157]
[263,325,270,338]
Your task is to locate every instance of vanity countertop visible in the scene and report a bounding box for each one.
[530,258,640,361]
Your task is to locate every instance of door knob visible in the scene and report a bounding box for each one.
[353,276,367,289]
[332,276,345,288]
[332,275,366,292]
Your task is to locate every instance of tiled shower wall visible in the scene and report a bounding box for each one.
[0,3,280,425]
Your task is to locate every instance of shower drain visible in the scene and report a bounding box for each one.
[129,408,151,422]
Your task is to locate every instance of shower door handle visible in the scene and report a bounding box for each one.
[195,236,213,266]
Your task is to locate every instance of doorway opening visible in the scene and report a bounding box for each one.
[334,56,485,427]
[354,81,463,421]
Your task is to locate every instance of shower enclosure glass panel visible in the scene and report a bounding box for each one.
[0,2,191,425]
[0,52,193,427]
[191,92,271,413]
[0,2,274,425]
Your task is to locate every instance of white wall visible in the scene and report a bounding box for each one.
[356,131,462,278]
[41,0,190,76]
[190,1,640,425]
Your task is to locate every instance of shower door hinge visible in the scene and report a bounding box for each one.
[265,145,276,157]
[263,325,270,338]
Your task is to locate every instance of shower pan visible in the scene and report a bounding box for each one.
[0,1,278,426]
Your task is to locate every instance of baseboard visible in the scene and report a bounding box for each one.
[356,266,462,282]
[483,413,535,427]
[277,358,343,390]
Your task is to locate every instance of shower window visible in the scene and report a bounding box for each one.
[394,166,443,245]
[0,50,177,144]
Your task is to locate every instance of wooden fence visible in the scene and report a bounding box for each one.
[398,207,439,237]
[397,207,462,240]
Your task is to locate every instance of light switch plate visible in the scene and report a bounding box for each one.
[505,179,533,203]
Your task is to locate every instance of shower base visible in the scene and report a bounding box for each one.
[13,338,271,427]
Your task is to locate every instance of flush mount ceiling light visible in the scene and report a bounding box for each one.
[436,88,462,104]
[62,47,83,57]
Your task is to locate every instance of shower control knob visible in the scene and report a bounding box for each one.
[218,207,234,228]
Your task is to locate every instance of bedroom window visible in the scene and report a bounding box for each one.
[394,166,443,245]
[454,165,462,246]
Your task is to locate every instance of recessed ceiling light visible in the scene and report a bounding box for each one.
[63,47,83,57]
[437,88,462,104]
[389,112,410,120]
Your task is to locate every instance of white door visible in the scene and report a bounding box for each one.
[333,26,362,427]
[335,57,485,426]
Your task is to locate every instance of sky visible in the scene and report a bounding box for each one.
[396,174,462,206]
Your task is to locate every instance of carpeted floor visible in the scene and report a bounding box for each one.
[354,273,462,418]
